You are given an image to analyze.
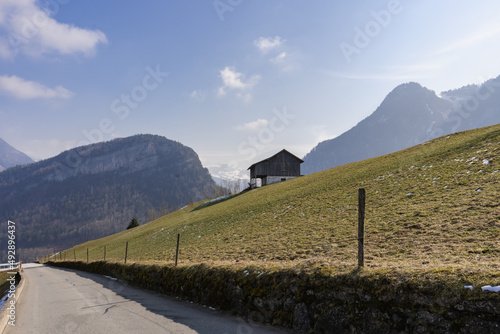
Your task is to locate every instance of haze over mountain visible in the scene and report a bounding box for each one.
[0,138,34,171]
[208,164,248,193]
[0,134,215,261]
[302,75,500,174]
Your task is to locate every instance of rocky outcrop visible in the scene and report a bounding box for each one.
[0,135,199,184]
[0,135,215,261]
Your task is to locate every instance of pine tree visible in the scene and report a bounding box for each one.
[127,217,139,230]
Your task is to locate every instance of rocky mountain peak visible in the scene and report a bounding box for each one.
[37,135,194,182]
[0,134,215,261]
[302,76,500,175]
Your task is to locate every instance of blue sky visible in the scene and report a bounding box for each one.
[2,1,500,173]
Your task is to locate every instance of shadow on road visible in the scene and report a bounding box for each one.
[47,266,290,334]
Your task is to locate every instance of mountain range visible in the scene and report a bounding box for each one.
[2,74,500,261]
[0,138,34,171]
[302,75,500,174]
[208,164,248,193]
[0,134,215,261]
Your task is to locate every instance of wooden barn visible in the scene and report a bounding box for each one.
[248,149,304,188]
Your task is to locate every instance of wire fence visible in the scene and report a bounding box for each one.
[43,189,370,267]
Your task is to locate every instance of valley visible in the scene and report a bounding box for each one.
[60,124,500,277]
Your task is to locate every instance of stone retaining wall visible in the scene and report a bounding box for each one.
[47,261,500,333]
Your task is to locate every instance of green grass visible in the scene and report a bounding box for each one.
[0,272,10,294]
[53,124,500,282]
[0,270,18,298]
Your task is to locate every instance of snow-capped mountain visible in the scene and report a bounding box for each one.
[208,164,249,192]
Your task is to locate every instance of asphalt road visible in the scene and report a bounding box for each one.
[5,264,290,334]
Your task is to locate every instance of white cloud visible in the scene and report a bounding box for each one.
[190,90,207,101]
[270,52,287,64]
[434,26,500,56]
[236,92,252,103]
[0,0,107,59]
[0,38,12,58]
[218,67,260,102]
[254,36,284,54]
[235,119,269,131]
[326,70,423,81]
[219,67,247,91]
[219,67,259,90]
[330,58,452,82]
[217,86,227,97]
[0,75,73,99]
[384,61,448,74]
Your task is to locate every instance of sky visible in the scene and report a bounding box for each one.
[2,0,500,175]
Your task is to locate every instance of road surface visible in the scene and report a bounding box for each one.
[5,264,289,334]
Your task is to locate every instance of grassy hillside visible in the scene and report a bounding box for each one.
[58,124,500,279]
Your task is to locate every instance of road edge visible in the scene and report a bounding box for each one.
[0,271,27,333]
[46,260,500,332]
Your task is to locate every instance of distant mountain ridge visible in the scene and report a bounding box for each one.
[208,164,248,193]
[0,134,215,261]
[302,75,500,174]
[0,138,34,171]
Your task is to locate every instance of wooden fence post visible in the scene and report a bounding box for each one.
[175,234,180,266]
[124,242,128,264]
[104,246,106,261]
[358,188,366,268]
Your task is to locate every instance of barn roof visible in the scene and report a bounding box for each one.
[247,149,304,170]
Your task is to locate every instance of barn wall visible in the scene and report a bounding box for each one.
[263,176,298,186]
[253,162,269,177]
[265,151,301,177]
[249,150,302,186]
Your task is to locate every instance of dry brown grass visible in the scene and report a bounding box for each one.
[50,124,500,284]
